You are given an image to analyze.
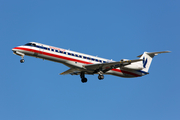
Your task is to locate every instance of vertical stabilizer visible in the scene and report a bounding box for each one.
[139,52,153,72]
[137,51,171,72]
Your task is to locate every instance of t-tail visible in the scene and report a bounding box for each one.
[137,51,171,73]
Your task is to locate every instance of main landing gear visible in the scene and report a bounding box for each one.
[80,72,87,83]
[98,71,104,80]
[98,74,104,80]
[80,72,104,83]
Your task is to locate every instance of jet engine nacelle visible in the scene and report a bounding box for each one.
[122,63,143,70]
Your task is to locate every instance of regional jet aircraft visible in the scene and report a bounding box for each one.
[12,42,170,83]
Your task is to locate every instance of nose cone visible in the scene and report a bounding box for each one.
[12,47,17,52]
[12,47,15,52]
[12,46,21,52]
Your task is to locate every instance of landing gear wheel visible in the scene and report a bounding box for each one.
[81,78,87,83]
[20,59,25,63]
[80,72,88,83]
[98,75,104,80]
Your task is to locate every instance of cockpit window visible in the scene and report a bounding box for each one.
[25,43,32,46]
[24,43,36,47]
[32,43,36,47]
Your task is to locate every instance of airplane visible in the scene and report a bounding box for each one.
[12,42,170,83]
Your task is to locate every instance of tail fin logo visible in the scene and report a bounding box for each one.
[143,57,148,68]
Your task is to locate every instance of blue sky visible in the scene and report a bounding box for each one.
[0,0,179,120]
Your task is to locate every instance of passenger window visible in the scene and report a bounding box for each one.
[48,48,50,51]
[72,54,74,56]
[96,59,99,62]
[75,54,78,57]
[68,53,71,55]
[91,58,94,61]
[51,49,54,52]
[60,51,63,53]
[99,60,102,62]
[64,52,66,54]
[79,55,82,58]
[55,50,58,52]
[83,56,87,59]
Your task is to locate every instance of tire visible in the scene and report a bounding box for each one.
[81,78,87,83]
[20,59,25,63]
[98,75,104,80]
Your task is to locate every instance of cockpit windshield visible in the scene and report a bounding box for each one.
[25,43,32,46]
[24,43,36,47]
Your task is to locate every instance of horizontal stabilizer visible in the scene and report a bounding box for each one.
[137,51,171,58]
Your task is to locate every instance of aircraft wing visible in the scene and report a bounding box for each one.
[60,68,78,75]
[60,59,143,75]
[83,59,143,73]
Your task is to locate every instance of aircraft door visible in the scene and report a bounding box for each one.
[32,43,43,57]
[39,45,44,55]
[32,43,39,57]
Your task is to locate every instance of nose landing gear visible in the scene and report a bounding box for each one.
[20,59,25,63]
[20,55,25,63]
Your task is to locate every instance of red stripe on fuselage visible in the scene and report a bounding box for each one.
[13,47,90,64]
[13,47,141,77]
